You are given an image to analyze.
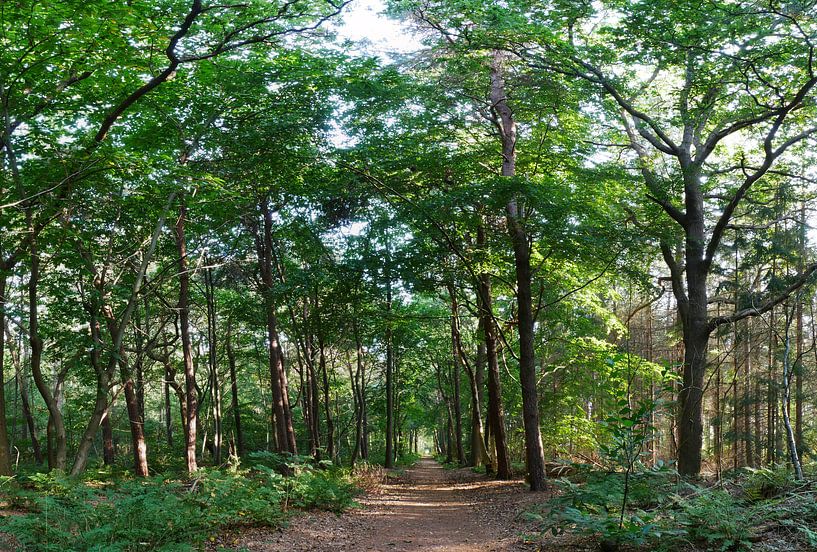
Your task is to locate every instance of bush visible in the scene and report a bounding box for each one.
[534,464,817,552]
[742,465,795,501]
[4,463,358,552]
[674,489,752,551]
[540,463,681,549]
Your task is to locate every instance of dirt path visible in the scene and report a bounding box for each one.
[223,458,574,552]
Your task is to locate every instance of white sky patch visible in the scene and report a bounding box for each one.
[325,1,422,147]
[333,0,421,61]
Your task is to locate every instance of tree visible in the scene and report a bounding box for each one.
[519,0,817,475]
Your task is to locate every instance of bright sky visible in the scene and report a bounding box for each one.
[332,0,422,60]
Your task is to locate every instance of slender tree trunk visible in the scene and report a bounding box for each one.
[28,236,67,471]
[489,50,546,490]
[445,406,454,464]
[477,228,512,480]
[309,344,321,460]
[753,377,761,466]
[350,320,366,466]
[781,304,803,479]
[226,323,244,457]
[4,320,43,465]
[169,375,188,450]
[302,324,321,460]
[134,306,146,427]
[121,366,148,476]
[255,200,296,454]
[102,308,148,477]
[767,301,776,465]
[385,263,395,468]
[731,322,739,471]
[19,368,43,465]
[435,360,454,464]
[205,266,222,464]
[715,306,723,480]
[72,311,110,475]
[795,203,805,451]
[0,276,12,475]
[319,334,335,460]
[176,195,198,473]
[164,354,175,448]
[71,370,110,476]
[450,286,489,467]
[744,319,753,467]
[477,318,491,469]
[448,287,466,465]
[452,365,466,464]
[101,415,115,465]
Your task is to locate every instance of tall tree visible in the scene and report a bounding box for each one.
[520,0,817,475]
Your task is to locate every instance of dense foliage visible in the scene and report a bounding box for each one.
[2,0,817,550]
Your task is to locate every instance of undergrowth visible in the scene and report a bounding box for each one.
[528,462,817,551]
[1,455,359,552]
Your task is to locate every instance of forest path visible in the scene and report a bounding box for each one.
[221,458,563,551]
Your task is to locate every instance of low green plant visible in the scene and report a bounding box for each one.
[5,463,358,552]
[395,452,420,467]
[542,464,680,549]
[537,470,784,552]
[673,489,752,551]
[742,465,795,501]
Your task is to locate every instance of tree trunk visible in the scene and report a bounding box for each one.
[4,319,43,465]
[102,307,148,477]
[489,50,546,490]
[781,304,803,479]
[176,195,198,473]
[205,266,222,465]
[122,369,149,476]
[385,257,395,469]
[319,333,335,460]
[255,200,296,454]
[672,173,712,477]
[164,359,174,448]
[302,324,321,460]
[72,300,113,476]
[744,319,753,467]
[28,237,67,471]
[0,276,12,475]
[450,286,489,467]
[350,319,366,466]
[226,323,244,457]
[71,360,110,474]
[308,343,321,460]
[477,227,512,480]
[448,288,466,465]
[676,267,709,476]
[795,203,805,452]
[102,414,115,466]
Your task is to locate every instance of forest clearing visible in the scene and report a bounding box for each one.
[2,0,817,550]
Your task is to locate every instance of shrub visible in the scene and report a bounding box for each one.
[673,489,752,551]
[5,464,357,552]
[541,464,680,549]
[742,465,795,501]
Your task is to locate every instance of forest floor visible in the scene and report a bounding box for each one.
[213,457,592,552]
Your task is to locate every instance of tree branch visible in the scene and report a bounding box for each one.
[709,262,817,330]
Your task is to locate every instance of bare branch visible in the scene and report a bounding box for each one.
[709,262,817,330]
